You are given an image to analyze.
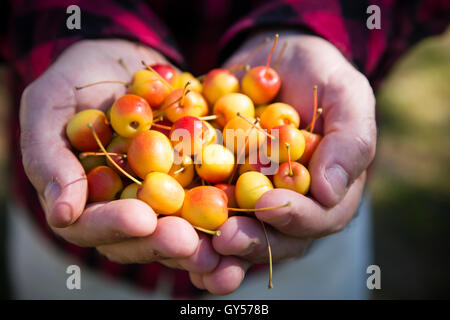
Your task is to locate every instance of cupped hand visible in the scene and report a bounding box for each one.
[197,30,376,292]
[20,39,221,289]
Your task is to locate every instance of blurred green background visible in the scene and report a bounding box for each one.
[0,28,449,299]
[369,28,450,299]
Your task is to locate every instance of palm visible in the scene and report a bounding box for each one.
[210,31,376,266]
[21,39,168,226]
[50,39,166,115]
[20,40,225,293]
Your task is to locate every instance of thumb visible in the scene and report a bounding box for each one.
[32,147,88,229]
[309,69,376,207]
[20,75,88,228]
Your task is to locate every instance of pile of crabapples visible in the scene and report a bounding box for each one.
[66,35,323,288]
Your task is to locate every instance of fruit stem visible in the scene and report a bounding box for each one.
[305,108,323,131]
[180,80,191,107]
[173,166,185,175]
[193,226,221,236]
[285,143,293,176]
[196,74,206,82]
[227,118,259,185]
[141,60,174,90]
[198,115,221,121]
[310,85,318,133]
[153,94,187,118]
[273,41,288,70]
[75,80,129,90]
[117,58,132,77]
[152,123,172,130]
[265,34,279,72]
[228,202,291,212]
[260,221,273,289]
[228,37,270,71]
[79,152,127,159]
[236,112,275,140]
[153,115,164,122]
[86,123,142,186]
[227,64,251,73]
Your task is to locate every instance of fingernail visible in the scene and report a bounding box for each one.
[44,181,61,211]
[325,165,349,201]
[241,239,259,256]
[44,182,73,227]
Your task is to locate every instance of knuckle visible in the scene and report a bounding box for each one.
[358,72,377,115]
[21,147,43,186]
[21,81,39,106]
[347,72,377,168]
[20,82,47,150]
[20,124,41,156]
[283,241,309,260]
[354,132,376,165]
[49,226,89,248]
[160,259,182,269]
[350,70,376,108]
[326,205,359,235]
[96,246,134,264]
[96,247,121,263]
[323,214,348,235]
[328,220,347,234]
[20,77,47,111]
[20,85,38,134]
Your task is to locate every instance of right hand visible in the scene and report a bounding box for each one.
[20,39,230,289]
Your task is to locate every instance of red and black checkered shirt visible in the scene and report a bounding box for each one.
[0,0,448,298]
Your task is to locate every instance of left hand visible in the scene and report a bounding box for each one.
[190,30,376,294]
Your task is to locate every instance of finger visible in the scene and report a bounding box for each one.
[202,256,250,295]
[212,216,310,263]
[158,234,221,273]
[96,216,199,264]
[254,173,366,238]
[309,68,376,207]
[189,272,206,290]
[52,199,157,247]
[158,259,182,269]
[21,73,88,228]
[177,233,221,273]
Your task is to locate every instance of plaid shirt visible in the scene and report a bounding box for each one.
[1,0,448,298]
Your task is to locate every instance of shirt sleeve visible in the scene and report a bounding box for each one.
[1,0,183,85]
[219,0,449,85]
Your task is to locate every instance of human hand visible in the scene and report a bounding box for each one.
[20,39,221,284]
[191,31,376,291]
